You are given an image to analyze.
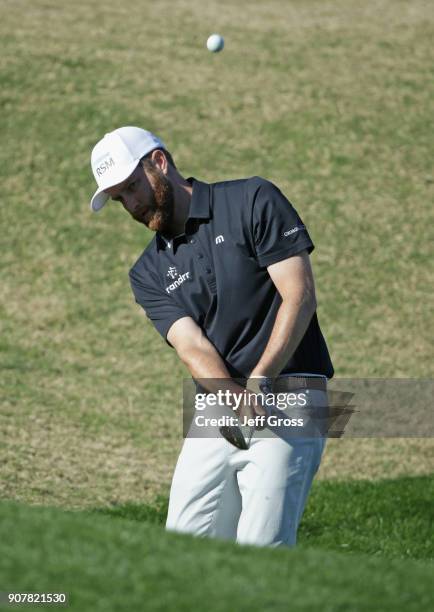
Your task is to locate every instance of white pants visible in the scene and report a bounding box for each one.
[166,381,327,548]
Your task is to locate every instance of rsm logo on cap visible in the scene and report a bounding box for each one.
[96,157,115,176]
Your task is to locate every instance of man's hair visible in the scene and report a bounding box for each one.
[140,149,177,170]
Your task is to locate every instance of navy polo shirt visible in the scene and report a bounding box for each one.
[129,176,334,379]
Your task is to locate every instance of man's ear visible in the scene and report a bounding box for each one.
[150,149,168,174]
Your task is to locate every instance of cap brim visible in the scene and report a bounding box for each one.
[89,159,141,212]
[90,189,110,212]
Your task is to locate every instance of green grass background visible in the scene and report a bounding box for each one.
[0,478,433,612]
[1,0,433,507]
[0,0,433,609]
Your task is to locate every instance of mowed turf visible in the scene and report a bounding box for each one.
[94,474,434,562]
[1,0,433,505]
[1,3,433,609]
[0,481,433,612]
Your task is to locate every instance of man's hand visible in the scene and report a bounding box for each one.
[239,377,271,430]
[220,385,268,450]
[167,318,268,446]
[235,389,267,430]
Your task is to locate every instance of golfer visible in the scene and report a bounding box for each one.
[89,126,334,547]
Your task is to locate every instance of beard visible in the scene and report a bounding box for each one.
[140,160,175,233]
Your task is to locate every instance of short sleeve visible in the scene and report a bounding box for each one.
[129,266,188,344]
[251,179,314,267]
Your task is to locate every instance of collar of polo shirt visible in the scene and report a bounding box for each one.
[155,178,211,252]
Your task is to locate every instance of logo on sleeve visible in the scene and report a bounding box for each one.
[166,267,190,293]
[215,235,225,245]
[283,225,305,237]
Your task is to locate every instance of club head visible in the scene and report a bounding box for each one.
[219,424,253,450]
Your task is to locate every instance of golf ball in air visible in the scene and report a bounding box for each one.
[206,34,224,53]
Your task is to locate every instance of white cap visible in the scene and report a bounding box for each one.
[90,126,166,212]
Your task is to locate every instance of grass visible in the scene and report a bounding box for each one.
[0,479,433,612]
[92,475,434,562]
[0,0,433,507]
[0,5,433,607]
